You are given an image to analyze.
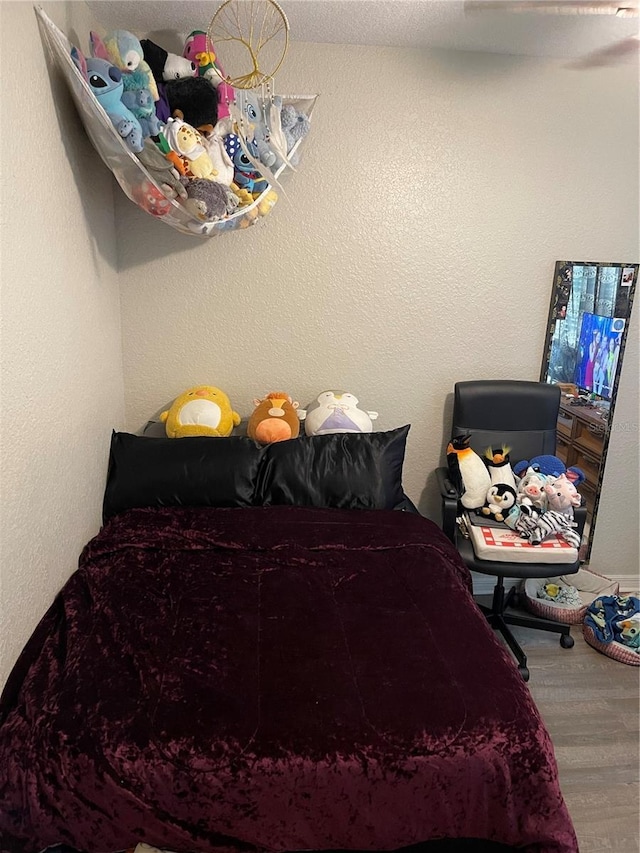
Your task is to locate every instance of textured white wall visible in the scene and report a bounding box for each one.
[589,324,639,580]
[117,41,638,574]
[1,14,636,698]
[0,2,125,687]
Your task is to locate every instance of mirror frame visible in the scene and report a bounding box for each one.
[539,260,637,561]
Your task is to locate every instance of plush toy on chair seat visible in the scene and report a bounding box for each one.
[446,434,491,511]
[516,466,549,510]
[160,385,240,438]
[484,445,517,492]
[544,473,582,520]
[513,454,585,486]
[479,483,517,522]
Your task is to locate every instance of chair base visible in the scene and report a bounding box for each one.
[476,578,574,682]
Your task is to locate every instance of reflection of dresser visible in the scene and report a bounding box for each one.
[556,398,608,522]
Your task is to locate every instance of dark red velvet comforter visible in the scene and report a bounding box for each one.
[0,507,577,853]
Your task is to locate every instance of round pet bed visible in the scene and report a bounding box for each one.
[523,571,618,625]
[582,623,640,666]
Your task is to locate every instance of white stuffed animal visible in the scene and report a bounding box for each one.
[302,391,378,436]
[516,466,549,510]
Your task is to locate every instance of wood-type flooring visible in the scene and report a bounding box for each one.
[509,621,639,853]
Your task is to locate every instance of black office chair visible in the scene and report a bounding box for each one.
[436,380,586,682]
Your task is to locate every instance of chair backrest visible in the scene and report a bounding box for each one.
[452,380,560,467]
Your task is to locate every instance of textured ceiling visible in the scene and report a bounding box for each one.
[88,0,639,59]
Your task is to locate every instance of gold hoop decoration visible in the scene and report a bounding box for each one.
[208,0,289,90]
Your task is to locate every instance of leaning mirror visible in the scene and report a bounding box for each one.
[540,260,638,560]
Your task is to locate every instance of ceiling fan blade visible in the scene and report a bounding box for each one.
[569,34,640,66]
[465,1,639,15]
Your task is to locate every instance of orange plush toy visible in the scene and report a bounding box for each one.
[247,391,301,444]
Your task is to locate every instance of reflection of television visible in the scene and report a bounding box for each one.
[575,313,624,402]
[543,261,637,404]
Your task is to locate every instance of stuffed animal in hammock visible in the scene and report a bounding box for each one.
[90,30,159,101]
[164,118,218,180]
[137,138,187,199]
[182,30,235,120]
[85,58,144,154]
[181,178,237,222]
[120,86,162,139]
[141,37,196,84]
[280,103,311,161]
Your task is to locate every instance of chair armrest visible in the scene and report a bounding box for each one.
[436,466,459,499]
[574,504,587,537]
[436,466,459,542]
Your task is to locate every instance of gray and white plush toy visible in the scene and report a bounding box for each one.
[302,390,378,437]
[137,138,187,199]
[280,103,310,157]
[181,178,238,222]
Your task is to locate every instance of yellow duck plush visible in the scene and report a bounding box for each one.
[160,385,241,438]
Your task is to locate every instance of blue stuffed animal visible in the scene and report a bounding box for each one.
[86,57,144,153]
[236,90,277,168]
[224,133,269,196]
[280,102,310,166]
[513,454,585,487]
[121,87,162,139]
[585,595,640,650]
[90,30,159,101]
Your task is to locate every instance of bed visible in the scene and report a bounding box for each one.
[0,429,578,853]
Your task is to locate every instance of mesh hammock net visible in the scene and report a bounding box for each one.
[36,4,316,238]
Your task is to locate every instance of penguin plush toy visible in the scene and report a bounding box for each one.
[446,434,491,511]
[480,483,517,522]
[484,445,517,492]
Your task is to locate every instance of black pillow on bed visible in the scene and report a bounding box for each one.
[256,426,410,510]
[103,432,264,521]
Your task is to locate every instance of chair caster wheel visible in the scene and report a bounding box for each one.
[518,665,530,682]
[560,633,574,649]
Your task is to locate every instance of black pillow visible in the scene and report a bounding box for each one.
[103,432,264,521]
[256,426,410,510]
